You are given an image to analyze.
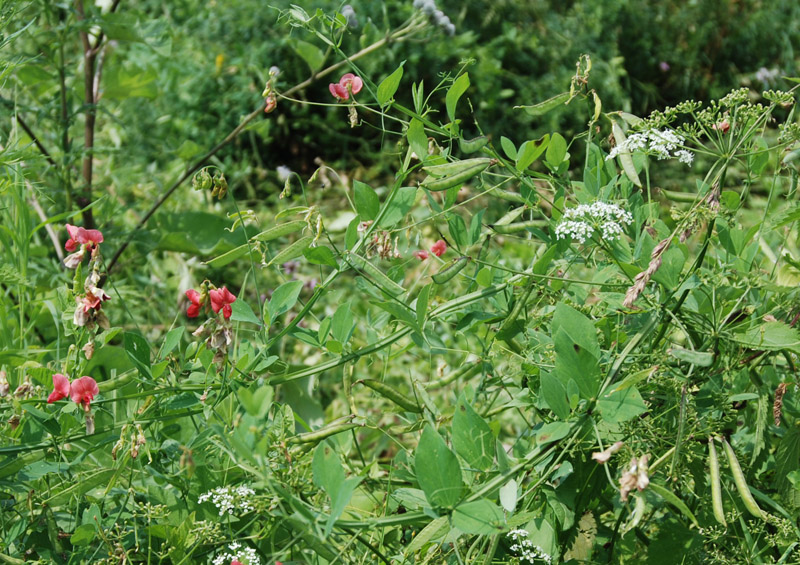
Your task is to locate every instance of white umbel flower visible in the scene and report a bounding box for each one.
[198,486,255,517]
[555,202,633,244]
[607,128,693,166]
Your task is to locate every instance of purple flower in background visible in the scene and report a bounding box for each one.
[659,61,670,72]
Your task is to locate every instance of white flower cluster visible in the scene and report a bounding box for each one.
[554,202,633,244]
[606,128,693,166]
[211,542,261,565]
[507,529,553,564]
[198,486,255,517]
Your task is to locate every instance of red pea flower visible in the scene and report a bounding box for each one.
[413,250,429,260]
[431,239,447,257]
[47,373,71,404]
[185,289,202,318]
[209,287,237,319]
[70,376,99,409]
[329,73,363,100]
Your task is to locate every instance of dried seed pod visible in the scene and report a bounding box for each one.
[774,382,787,426]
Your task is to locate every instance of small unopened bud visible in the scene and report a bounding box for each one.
[192,168,213,192]
[82,341,95,360]
[0,371,8,397]
[264,94,277,114]
[269,65,280,77]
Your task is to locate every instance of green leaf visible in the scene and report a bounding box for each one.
[406,516,449,554]
[289,39,324,72]
[303,246,338,268]
[545,132,567,167]
[452,499,506,535]
[469,209,485,246]
[267,280,304,323]
[649,483,699,527]
[500,136,517,160]
[499,479,517,513]
[447,215,468,249]
[353,180,380,220]
[416,284,431,328]
[230,299,261,326]
[540,372,570,419]
[377,63,404,106]
[159,327,184,359]
[446,73,470,121]
[415,425,463,509]
[452,395,494,471]
[534,421,572,445]
[407,118,428,160]
[379,186,417,227]
[70,523,96,546]
[103,65,158,100]
[331,302,355,344]
[313,441,362,537]
[345,215,360,249]
[516,135,550,171]
[596,386,647,423]
[551,303,600,356]
[515,91,569,116]
[668,347,714,367]
[124,332,152,379]
[731,322,800,354]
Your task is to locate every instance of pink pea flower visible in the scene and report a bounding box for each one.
[65,223,103,251]
[185,289,202,318]
[47,373,71,404]
[231,561,243,565]
[329,73,363,100]
[70,376,99,409]
[431,239,447,257]
[712,119,730,134]
[209,287,237,319]
[591,441,624,464]
[413,250,429,260]
[264,94,277,114]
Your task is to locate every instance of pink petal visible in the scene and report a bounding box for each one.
[48,373,71,403]
[65,238,78,252]
[349,76,363,94]
[185,289,201,305]
[70,376,99,408]
[83,229,104,244]
[413,250,429,260]
[66,224,82,240]
[339,73,356,85]
[329,83,348,100]
[431,239,447,257]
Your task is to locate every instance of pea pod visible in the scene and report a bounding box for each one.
[266,235,314,267]
[252,220,307,242]
[348,254,406,296]
[722,438,766,520]
[491,188,527,203]
[359,379,422,413]
[491,220,547,234]
[421,158,493,192]
[432,256,470,284]
[289,419,359,444]
[424,357,483,389]
[708,438,727,526]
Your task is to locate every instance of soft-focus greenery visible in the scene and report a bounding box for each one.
[2,0,800,563]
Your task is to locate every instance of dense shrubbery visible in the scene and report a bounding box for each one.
[2,1,800,563]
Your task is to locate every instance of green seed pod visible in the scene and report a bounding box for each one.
[432,256,469,284]
[347,254,406,296]
[722,438,766,520]
[708,437,727,526]
[421,158,493,192]
[359,379,422,413]
[491,220,547,234]
[252,220,308,242]
[266,235,314,267]
[424,357,483,389]
[289,421,359,444]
